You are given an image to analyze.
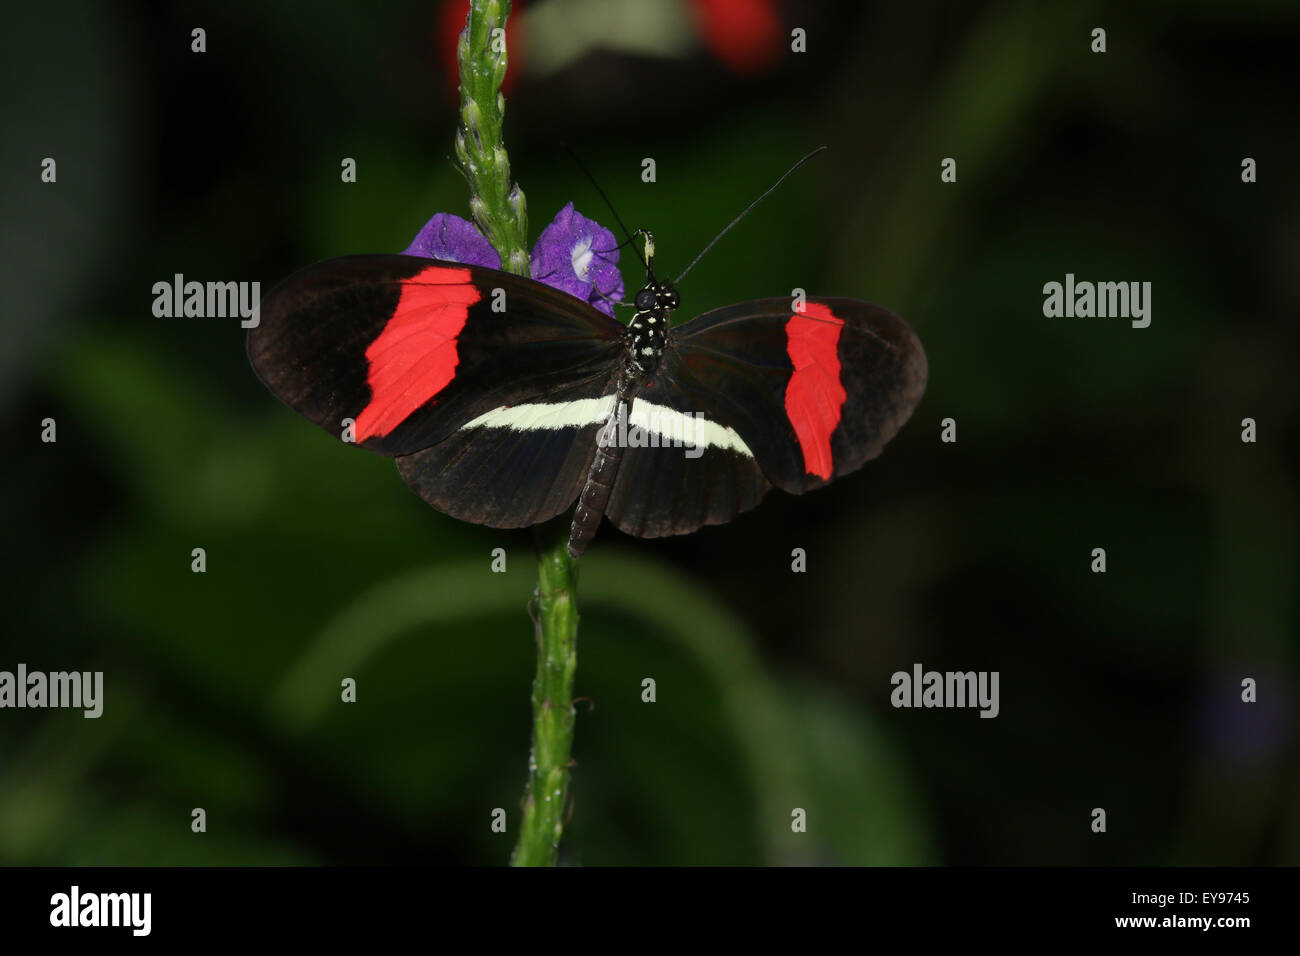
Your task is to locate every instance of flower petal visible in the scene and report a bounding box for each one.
[530,202,624,317]
[404,213,501,269]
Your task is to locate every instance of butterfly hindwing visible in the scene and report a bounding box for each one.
[395,372,621,528]
[248,254,624,457]
[603,385,773,538]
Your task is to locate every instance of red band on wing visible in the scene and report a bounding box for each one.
[784,302,846,480]
[353,266,479,442]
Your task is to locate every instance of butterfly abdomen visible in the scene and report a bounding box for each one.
[569,397,631,558]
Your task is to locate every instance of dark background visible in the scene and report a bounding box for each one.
[2,0,1296,865]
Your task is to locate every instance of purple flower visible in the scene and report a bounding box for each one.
[530,203,624,317]
[403,204,624,317]
[403,213,501,269]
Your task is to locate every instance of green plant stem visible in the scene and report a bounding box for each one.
[512,522,580,866]
[455,0,579,866]
[455,0,529,276]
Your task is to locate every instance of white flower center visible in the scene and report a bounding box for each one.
[570,236,594,281]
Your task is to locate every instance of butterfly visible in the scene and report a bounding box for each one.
[248,158,927,558]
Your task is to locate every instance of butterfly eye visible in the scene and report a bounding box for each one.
[634,288,656,311]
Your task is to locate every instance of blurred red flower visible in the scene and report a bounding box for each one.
[687,0,783,75]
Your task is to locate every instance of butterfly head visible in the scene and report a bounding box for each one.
[633,280,680,314]
[629,229,681,315]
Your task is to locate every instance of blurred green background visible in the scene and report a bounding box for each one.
[2,0,1296,865]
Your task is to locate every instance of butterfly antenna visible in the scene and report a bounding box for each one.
[595,234,646,254]
[564,144,653,278]
[672,146,827,286]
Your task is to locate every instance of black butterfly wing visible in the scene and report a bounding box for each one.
[604,382,774,538]
[248,255,624,456]
[394,371,621,528]
[606,296,926,538]
[249,254,626,527]
[667,296,926,493]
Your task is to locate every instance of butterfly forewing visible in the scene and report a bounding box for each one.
[248,255,624,457]
[664,296,927,496]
